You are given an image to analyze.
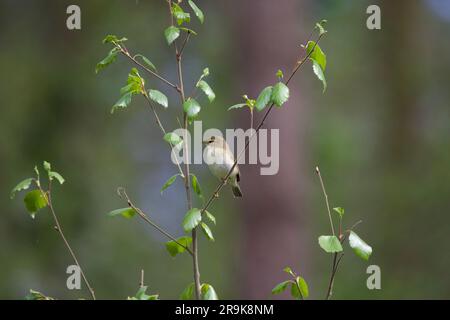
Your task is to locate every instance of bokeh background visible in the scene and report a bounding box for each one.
[1,0,449,299]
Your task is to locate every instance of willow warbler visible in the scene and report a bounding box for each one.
[203,135,243,198]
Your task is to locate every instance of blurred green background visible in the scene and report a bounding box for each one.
[1,0,449,299]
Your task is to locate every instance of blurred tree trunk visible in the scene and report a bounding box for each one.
[229,0,312,299]
[381,0,422,164]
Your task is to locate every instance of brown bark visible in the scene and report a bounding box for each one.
[380,0,423,164]
[230,0,312,299]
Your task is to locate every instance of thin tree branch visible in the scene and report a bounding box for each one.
[118,45,180,92]
[41,182,96,300]
[199,33,325,217]
[168,0,201,299]
[179,32,192,57]
[315,165,344,299]
[315,166,335,236]
[117,187,193,255]
[140,269,145,288]
[325,252,344,300]
[142,93,185,178]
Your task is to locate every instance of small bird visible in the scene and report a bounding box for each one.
[203,135,243,198]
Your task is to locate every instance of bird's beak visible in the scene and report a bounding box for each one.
[202,140,209,145]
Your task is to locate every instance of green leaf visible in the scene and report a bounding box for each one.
[23,190,47,218]
[200,222,214,241]
[34,165,40,178]
[271,82,290,107]
[163,132,181,145]
[10,178,33,199]
[43,161,51,172]
[283,266,295,277]
[188,0,204,24]
[315,20,328,36]
[201,284,218,300]
[276,69,284,79]
[243,95,256,108]
[312,60,327,93]
[183,98,201,119]
[199,67,210,82]
[306,41,327,93]
[197,80,215,103]
[165,236,192,257]
[120,82,140,96]
[333,207,344,219]
[182,208,202,232]
[318,235,343,253]
[160,174,180,194]
[164,26,180,45]
[49,171,65,185]
[134,54,157,72]
[179,27,198,36]
[111,92,132,114]
[348,231,372,261]
[163,132,182,146]
[271,280,290,294]
[25,289,54,300]
[148,89,168,108]
[290,282,302,299]
[96,47,120,74]
[190,174,203,199]
[295,276,309,298]
[204,210,216,225]
[254,86,273,111]
[129,286,159,300]
[107,207,136,219]
[180,282,195,300]
[42,162,65,184]
[118,68,144,98]
[227,103,247,111]
[306,41,327,71]
[172,3,190,25]
[102,35,127,44]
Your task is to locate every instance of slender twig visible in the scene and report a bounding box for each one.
[315,166,335,236]
[250,108,254,132]
[142,93,185,178]
[199,34,325,217]
[40,182,96,300]
[315,166,345,300]
[179,32,192,57]
[348,220,363,232]
[325,252,344,299]
[117,187,193,255]
[118,45,180,92]
[140,269,145,288]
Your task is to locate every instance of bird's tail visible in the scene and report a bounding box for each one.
[231,183,243,198]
